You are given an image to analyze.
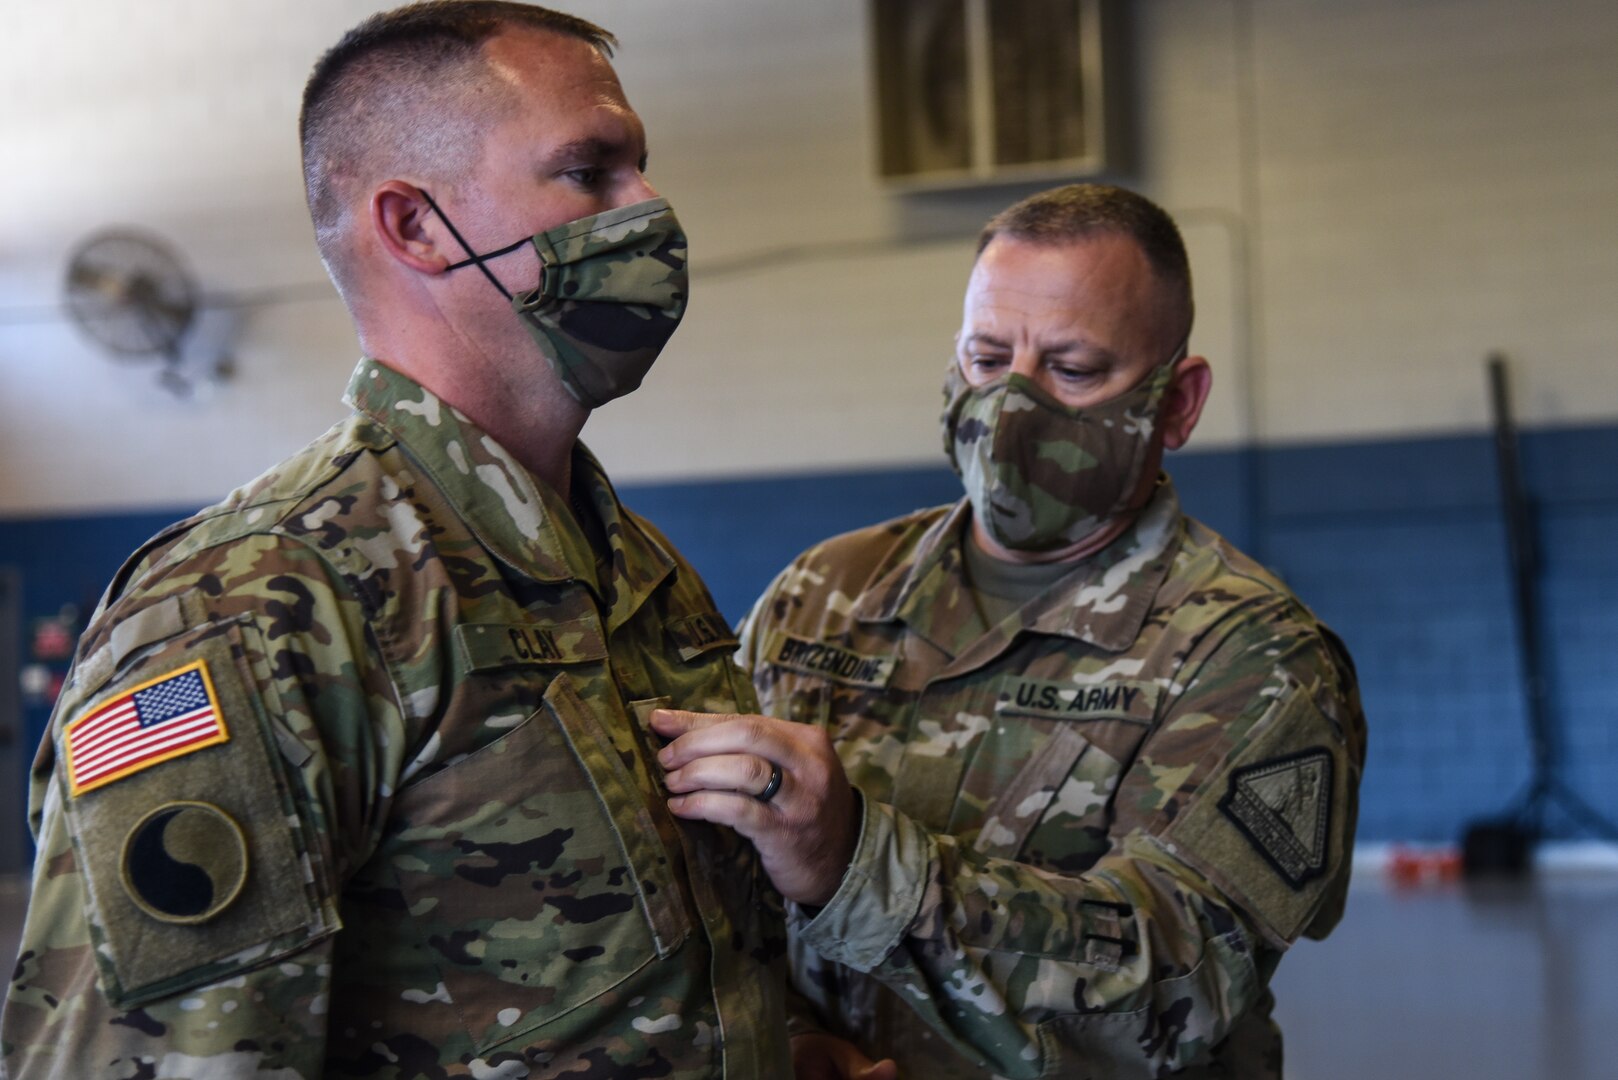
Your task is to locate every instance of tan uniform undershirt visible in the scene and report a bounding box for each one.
[961,531,1079,630]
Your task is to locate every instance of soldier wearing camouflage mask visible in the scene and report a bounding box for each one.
[651,184,1366,1078]
[3,4,789,1078]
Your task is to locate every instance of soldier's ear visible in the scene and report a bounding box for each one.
[1161,354,1211,451]
[371,181,452,274]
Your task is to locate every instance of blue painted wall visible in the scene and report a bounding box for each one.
[4,425,1615,846]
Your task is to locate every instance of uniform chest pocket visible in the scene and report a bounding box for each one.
[386,672,690,1053]
[972,714,1152,868]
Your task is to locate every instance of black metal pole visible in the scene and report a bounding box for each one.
[1471,355,1618,855]
[1488,354,1552,834]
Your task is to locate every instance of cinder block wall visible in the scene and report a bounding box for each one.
[2,0,1616,848]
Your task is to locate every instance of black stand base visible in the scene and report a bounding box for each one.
[1461,775,1618,879]
[1461,819,1535,877]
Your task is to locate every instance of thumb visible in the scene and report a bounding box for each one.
[857,1060,899,1080]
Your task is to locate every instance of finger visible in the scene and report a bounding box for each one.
[830,1043,895,1080]
[791,1048,837,1080]
[666,789,771,834]
[793,1059,834,1080]
[791,1033,896,1080]
[656,713,800,771]
[648,707,738,739]
[790,1033,849,1080]
[664,752,777,798]
[791,1051,837,1080]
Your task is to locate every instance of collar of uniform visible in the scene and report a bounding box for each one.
[343,358,599,588]
[1017,478,1182,650]
[849,499,974,656]
[856,477,1183,654]
[572,446,679,632]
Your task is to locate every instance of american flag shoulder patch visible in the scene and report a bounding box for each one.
[65,660,230,796]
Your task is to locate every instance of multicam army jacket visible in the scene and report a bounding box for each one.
[3,359,789,1079]
[740,479,1365,1079]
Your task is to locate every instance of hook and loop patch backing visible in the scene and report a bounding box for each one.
[57,620,334,1007]
[121,801,249,924]
[1165,682,1350,944]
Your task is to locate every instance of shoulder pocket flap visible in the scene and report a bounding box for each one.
[107,595,187,668]
[455,619,608,672]
[58,623,332,1007]
[1162,684,1351,946]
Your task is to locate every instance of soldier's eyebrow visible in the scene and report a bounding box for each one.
[1043,340,1122,367]
[964,332,1122,367]
[962,332,1012,352]
[544,136,645,170]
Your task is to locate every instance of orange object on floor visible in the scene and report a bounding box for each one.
[1387,846,1463,887]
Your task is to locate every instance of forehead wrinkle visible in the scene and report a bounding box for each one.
[966,290,1098,340]
[964,325,1118,361]
[967,235,1173,365]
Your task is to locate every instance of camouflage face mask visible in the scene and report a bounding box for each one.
[425,194,689,409]
[941,352,1180,552]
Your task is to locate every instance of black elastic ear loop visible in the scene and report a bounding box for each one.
[419,189,526,301]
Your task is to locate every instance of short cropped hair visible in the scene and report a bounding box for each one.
[299,2,615,295]
[977,183,1195,344]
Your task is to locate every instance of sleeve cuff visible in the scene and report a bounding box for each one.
[792,791,933,973]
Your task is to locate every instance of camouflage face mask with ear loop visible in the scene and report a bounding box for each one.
[424,193,689,409]
[941,345,1183,552]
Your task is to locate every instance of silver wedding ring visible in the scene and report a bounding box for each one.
[755,761,783,803]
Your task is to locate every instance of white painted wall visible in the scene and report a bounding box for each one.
[1,0,1614,514]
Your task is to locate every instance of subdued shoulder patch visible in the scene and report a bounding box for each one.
[121,801,249,924]
[1218,748,1333,890]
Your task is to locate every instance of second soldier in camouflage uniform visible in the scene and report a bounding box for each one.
[2,4,789,1077]
[653,184,1366,1078]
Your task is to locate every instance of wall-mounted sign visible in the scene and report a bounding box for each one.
[31,605,79,662]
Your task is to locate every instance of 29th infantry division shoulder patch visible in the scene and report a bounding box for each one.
[1218,747,1333,890]
[65,661,230,796]
[121,801,249,924]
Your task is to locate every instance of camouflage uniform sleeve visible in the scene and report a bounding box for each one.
[793,611,1365,1078]
[3,532,403,1079]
